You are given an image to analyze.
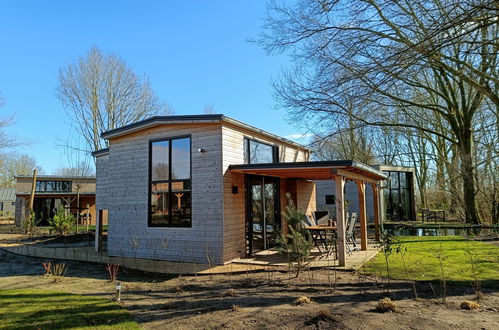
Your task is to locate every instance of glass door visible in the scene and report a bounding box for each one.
[247,175,280,254]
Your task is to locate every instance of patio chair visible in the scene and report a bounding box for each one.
[313,210,330,226]
[345,212,358,255]
[301,214,317,228]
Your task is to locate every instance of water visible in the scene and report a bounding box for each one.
[385,226,497,237]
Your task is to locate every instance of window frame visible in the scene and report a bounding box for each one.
[148,135,192,228]
[243,137,279,164]
[35,180,72,193]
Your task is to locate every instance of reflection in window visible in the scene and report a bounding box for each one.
[244,138,278,164]
[36,180,72,192]
[150,137,191,227]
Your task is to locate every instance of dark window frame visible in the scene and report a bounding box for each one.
[148,135,192,228]
[35,180,72,192]
[243,137,279,164]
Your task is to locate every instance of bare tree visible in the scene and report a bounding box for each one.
[54,137,95,233]
[0,152,41,188]
[56,47,171,152]
[259,0,498,224]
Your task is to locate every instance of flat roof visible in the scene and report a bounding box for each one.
[99,114,309,151]
[229,160,388,182]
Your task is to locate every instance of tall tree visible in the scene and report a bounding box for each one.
[259,0,498,224]
[56,47,171,152]
[0,152,41,188]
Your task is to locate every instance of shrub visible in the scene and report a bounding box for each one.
[460,301,480,310]
[295,296,312,305]
[277,193,313,277]
[375,297,396,313]
[48,207,74,236]
[22,210,37,234]
[105,264,120,282]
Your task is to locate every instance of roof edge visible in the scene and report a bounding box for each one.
[99,114,310,151]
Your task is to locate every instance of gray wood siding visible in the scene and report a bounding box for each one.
[315,180,375,222]
[95,154,109,211]
[105,123,224,264]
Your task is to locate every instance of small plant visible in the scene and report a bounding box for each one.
[295,296,312,305]
[460,300,480,310]
[434,241,448,303]
[375,297,396,313]
[231,304,241,312]
[106,263,120,282]
[22,210,37,234]
[42,262,52,276]
[464,242,482,300]
[379,230,400,293]
[396,244,418,298]
[317,309,334,322]
[48,207,74,236]
[175,285,183,294]
[276,193,313,278]
[51,263,67,282]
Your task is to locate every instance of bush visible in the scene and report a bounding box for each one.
[22,210,37,234]
[375,297,396,313]
[48,207,74,236]
[276,193,314,277]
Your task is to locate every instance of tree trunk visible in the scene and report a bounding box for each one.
[458,131,481,224]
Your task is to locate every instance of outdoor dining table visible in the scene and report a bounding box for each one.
[305,225,338,259]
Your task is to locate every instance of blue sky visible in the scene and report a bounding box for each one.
[0,1,307,173]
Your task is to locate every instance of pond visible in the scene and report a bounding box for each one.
[385,226,498,237]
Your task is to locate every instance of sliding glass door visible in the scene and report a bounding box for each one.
[247,175,280,254]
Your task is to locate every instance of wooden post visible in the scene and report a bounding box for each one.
[95,210,103,252]
[76,189,80,234]
[28,169,37,210]
[372,183,380,241]
[356,180,368,251]
[86,204,90,232]
[335,175,346,266]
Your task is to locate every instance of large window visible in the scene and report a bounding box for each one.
[36,180,72,192]
[384,171,413,221]
[149,136,192,227]
[244,138,279,164]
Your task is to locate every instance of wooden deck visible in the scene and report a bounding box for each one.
[229,242,378,272]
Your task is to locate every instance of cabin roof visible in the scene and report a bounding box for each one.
[99,114,309,151]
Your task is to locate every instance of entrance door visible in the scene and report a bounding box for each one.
[247,175,280,254]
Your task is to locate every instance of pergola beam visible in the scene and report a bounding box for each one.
[336,169,379,185]
[356,180,368,251]
[335,175,346,266]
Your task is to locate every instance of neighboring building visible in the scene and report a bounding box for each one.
[0,188,16,217]
[93,114,387,266]
[316,165,416,223]
[15,175,96,226]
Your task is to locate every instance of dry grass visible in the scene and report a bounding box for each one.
[223,289,238,297]
[375,297,396,313]
[317,309,334,321]
[460,301,480,310]
[295,296,312,305]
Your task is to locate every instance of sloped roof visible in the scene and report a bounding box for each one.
[99,114,309,151]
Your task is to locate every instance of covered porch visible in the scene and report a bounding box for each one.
[229,160,388,267]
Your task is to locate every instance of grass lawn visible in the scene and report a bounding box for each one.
[362,236,499,287]
[0,289,138,330]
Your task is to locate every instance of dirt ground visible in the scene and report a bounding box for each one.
[0,248,498,329]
